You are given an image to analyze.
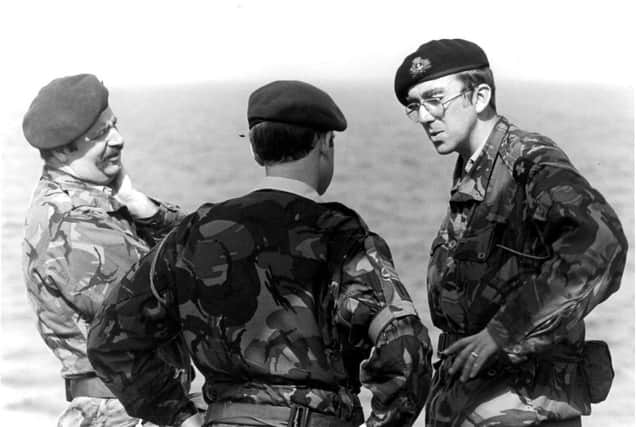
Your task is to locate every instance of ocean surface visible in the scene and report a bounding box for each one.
[1,79,634,425]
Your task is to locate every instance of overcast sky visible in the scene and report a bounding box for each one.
[2,0,636,102]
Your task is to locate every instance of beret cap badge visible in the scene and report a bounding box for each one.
[409,57,431,78]
[394,39,489,105]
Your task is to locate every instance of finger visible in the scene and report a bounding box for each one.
[469,351,487,379]
[469,341,493,379]
[460,350,480,382]
[443,337,472,355]
[448,345,472,375]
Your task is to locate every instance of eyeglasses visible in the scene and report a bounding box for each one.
[405,88,474,122]
[83,117,119,143]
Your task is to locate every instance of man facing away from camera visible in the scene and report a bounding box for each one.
[22,74,196,426]
[393,39,628,426]
[87,80,433,427]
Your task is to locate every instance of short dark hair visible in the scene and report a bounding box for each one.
[249,121,320,165]
[455,66,497,112]
[39,140,79,162]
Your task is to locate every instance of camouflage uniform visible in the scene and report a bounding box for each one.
[22,166,187,427]
[88,179,433,427]
[425,117,628,426]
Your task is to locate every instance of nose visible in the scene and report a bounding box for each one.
[417,104,436,124]
[106,128,124,148]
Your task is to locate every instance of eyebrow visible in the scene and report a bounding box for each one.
[407,87,445,103]
[419,87,445,98]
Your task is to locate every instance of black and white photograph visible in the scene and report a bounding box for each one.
[1,1,635,426]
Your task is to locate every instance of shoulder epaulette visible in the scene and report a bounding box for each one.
[499,128,579,183]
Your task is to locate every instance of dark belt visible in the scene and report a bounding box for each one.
[205,402,355,427]
[65,375,115,401]
[437,332,467,354]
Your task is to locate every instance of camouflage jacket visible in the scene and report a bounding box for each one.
[88,183,433,427]
[426,117,628,425]
[22,166,184,379]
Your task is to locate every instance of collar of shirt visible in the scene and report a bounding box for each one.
[253,176,321,202]
[464,138,489,174]
[42,166,125,213]
[450,116,511,203]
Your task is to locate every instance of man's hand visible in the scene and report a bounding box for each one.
[110,168,159,219]
[443,328,499,382]
[110,167,134,201]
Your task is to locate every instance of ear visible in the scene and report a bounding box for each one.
[50,147,70,164]
[246,136,265,166]
[249,145,265,166]
[317,132,333,156]
[253,152,265,166]
[473,83,493,114]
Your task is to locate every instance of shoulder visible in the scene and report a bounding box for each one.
[499,122,578,183]
[26,179,74,229]
[170,196,263,245]
[319,201,370,234]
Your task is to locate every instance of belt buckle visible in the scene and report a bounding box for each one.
[288,404,310,427]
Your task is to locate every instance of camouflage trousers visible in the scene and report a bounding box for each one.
[425,357,585,427]
[57,397,159,427]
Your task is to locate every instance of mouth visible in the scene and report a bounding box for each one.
[103,149,122,162]
[428,130,444,139]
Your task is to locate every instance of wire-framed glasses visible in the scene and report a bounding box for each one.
[405,88,474,122]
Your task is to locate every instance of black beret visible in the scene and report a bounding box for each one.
[23,74,109,149]
[394,39,489,105]
[247,80,346,131]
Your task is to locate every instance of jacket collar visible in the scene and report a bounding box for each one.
[41,166,124,212]
[450,116,511,203]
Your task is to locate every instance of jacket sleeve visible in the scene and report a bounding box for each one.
[133,198,185,246]
[334,234,432,427]
[486,157,628,358]
[87,218,197,426]
[26,202,152,328]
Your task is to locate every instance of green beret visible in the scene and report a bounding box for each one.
[247,80,347,131]
[23,74,109,149]
[394,39,489,105]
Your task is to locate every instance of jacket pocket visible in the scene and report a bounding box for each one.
[453,225,497,263]
[582,340,614,403]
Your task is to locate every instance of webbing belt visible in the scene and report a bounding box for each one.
[65,376,115,401]
[205,402,354,427]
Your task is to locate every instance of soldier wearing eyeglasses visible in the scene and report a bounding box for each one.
[21,74,195,427]
[394,39,628,426]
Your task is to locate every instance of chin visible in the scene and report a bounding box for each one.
[104,164,122,175]
[432,142,454,155]
[101,168,121,184]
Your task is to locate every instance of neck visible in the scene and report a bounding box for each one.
[265,157,318,192]
[50,163,113,187]
[460,113,499,160]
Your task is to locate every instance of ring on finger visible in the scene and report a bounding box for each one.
[470,351,479,359]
